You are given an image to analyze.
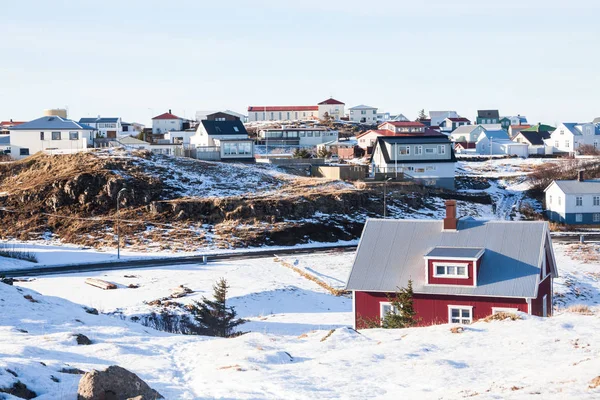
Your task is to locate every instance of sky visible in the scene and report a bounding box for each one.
[1,0,599,126]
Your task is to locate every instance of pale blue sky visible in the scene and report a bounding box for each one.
[1,0,599,126]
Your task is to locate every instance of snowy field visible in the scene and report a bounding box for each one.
[2,243,600,398]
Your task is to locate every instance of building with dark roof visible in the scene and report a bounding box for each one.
[346,201,557,328]
[78,117,122,138]
[476,110,500,124]
[191,119,254,161]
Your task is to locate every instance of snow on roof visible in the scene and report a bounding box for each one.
[383,121,425,128]
[346,219,552,297]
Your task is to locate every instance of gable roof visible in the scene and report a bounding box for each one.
[349,104,377,110]
[200,120,248,136]
[521,123,556,133]
[8,116,95,131]
[0,136,10,145]
[450,125,480,135]
[247,106,318,112]
[318,98,345,105]
[382,121,425,128]
[118,136,149,145]
[477,110,500,119]
[346,219,552,298]
[152,112,181,120]
[447,117,471,122]
[550,179,600,194]
[481,128,510,141]
[0,121,25,127]
[515,131,550,145]
[372,135,456,164]
[79,117,120,124]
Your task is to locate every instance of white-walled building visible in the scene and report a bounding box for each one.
[258,127,338,147]
[545,122,600,154]
[247,98,345,122]
[195,110,247,122]
[152,110,184,134]
[439,117,471,133]
[78,117,122,138]
[429,111,459,127]
[348,105,378,123]
[317,98,345,120]
[163,130,197,145]
[8,116,94,159]
[191,119,254,160]
[476,128,528,157]
[545,173,600,225]
[0,135,10,155]
[448,125,485,143]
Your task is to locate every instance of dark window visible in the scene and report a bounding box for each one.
[52,131,61,140]
[19,148,29,156]
[40,132,44,140]
[69,131,79,140]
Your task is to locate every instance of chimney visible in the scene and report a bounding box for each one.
[578,170,584,182]
[169,109,172,114]
[443,200,457,230]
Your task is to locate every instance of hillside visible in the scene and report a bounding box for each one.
[0,150,500,252]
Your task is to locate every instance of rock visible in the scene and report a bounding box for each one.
[84,306,99,315]
[74,334,92,345]
[0,380,37,399]
[6,368,17,377]
[60,367,86,375]
[77,365,164,400]
[1,277,14,285]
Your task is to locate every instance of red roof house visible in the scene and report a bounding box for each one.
[346,201,558,328]
[318,98,345,105]
[152,110,182,120]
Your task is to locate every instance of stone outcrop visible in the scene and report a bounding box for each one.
[77,365,163,400]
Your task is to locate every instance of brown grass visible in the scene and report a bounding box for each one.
[565,305,594,315]
[589,376,600,389]
[481,312,522,322]
[320,329,335,342]
[450,326,464,334]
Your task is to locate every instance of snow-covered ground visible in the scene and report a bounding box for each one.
[2,243,599,398]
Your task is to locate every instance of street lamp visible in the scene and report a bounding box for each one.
[383,176,392,218]
[116,188,127,259]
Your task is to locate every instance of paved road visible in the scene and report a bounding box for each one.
[2,233,598,278]
[1,244,358,277]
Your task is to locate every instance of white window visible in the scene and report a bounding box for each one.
[549,195,552,204]
[575,213,583,222]
[399,146,410,155]
[560,129,564,135]
[437,145,446,154]
[69,131,79,140]
[425,148,435,154]
[426,166,436,171]
[576,196,583,206]
[558,197,561,205]
[448,306,472,324]
[593,213,600,223]
[434,263,468,278]
[595,141,598,149]
[415,145,423,155]
[233,126,239,132]
[554,141,559,148]
[565,140,570,148]
[492,307,519,314]
[594,196,600,206]
[380,302,399,323]
[51,131,61,140]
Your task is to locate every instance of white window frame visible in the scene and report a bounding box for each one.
[593,213,600,223]
[491,307,519,314]
[415,145,423,155]
[398,146,410,155]
[433,262,469,279]
[425,147,435,154]
[576,196,583,206]
[437,145,446,154]
[594,196,600,206]
[448,305,473,324]
[575,213,583,222]
[548,195,552,204]
[380,302,399,323]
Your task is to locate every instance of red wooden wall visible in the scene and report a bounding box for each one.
[530,275,552,317]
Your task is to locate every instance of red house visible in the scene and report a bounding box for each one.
[346,201,558,328]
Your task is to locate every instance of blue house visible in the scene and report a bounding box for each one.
[545,172,600,224]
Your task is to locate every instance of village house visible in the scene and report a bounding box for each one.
[79,117,122,138]
[370,131,456,189]
[545,122,600,154]
[508,124,531,139]
[258,127,338,147]
[439,117,471,133]
[545,172,600,225]
[8,116,95,159]
[152,110,184,134]
[191,119,254,161]
[195,110,246,122]
[247,98,344,122]
[357,122,430,152]
[0,135,10,155]
[476,110,500,125]
[429,111,459,127]
[512,130,552,155]
[476,127,528,157]
[448,125,485,144]
[316,139,361,160]
[346,201,557,328]
[348,105,378,123]
[0,120,25,135]
[500,115,528,130]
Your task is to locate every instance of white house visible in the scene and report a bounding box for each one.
[371,134,456,189]
[195,110,247,122]
[356,129,391,150]
[439,117,471,133]
[78,117,122,138]
[317,98,345,120]
[122,122,145,136]
[247,106,318,122]
[448,125,485,143]
[545,122,600,154]
[152,110,184,134]
[191,119,254,160]
[258,127,338,147]
[0,135,10,155]
[348,105,378,123]
[476,128,528,157]
[545,172,600,225]
[163,130,197,145]
[429,111,459,127]
[513,131,552,155]
[8,116,94,159]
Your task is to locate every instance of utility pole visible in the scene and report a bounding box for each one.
[116,188,127,259]
[383,176,392,218]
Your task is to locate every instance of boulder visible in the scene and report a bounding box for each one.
[74,334,92,345]
[77,365,163,400]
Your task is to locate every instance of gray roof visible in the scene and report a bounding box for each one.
[9,116,95,131]
[551,180,600,194]
[450,125,479,135]
[425,246,485,259]
[562,123,582,136]
[593,117,600,124]
[372,136,456,164]
[346,219,553,298]
[79,117,119,124]
[0,135,9,145]
[349,104,377,110]
[477,110,500,119]
[200,119,248,136]
[482,128,510,140]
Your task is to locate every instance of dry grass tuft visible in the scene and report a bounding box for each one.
[450,326,464,334]
[565,304,594,315]
[589,376,600,389]
[320,329,335,342]
[274,257,348,296]
[481,312,522,322]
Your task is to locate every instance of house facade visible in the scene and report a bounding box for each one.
[513,131,552,155]
[258,127,338,146]
[545,122,600,154]
[152,110,184,134]
[429,111,459,127]
[448,125,485,143]
[346,201,557,328]
[79,117,122,138]
[545,173,600,224]
[247,98,344,122]
[370,134,456,189]
[440,117,470,133]
[349,105,378,123]
[476,128,529,157]
[8,116,94,159]
[476,110,500,125]
[317,98,345,120]
[191,119,254,160]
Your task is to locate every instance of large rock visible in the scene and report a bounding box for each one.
[77,365,163,400]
